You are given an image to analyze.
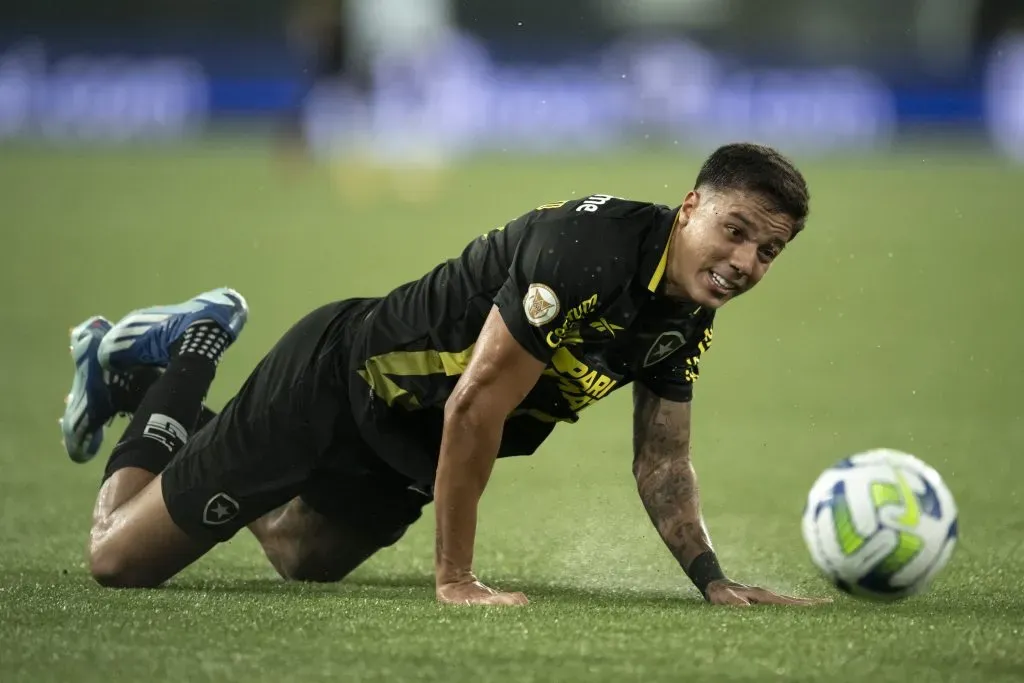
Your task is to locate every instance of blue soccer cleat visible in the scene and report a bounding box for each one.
[61,316,117,463]
[98,287,248,371]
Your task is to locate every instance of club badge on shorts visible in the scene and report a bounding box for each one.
[523,284,559,327]
[203,492,240,526]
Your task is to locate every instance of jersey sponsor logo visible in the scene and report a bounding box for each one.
[590,317,623,337]
[524,283,560,326]
[547,327,583,347]
[678,326,714,382]
[575,193,617,213]
[546,347,618,412]
[545,293,598,348]
[696,326,713,353]
[643,331,687,367]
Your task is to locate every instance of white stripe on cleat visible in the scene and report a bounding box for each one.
[102,338,142,354]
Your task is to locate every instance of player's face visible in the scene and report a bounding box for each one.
[668,189,796,307]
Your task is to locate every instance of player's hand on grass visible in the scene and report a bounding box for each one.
[704,579,831,607]
[436,578,529,606]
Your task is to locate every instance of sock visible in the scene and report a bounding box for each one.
[109,366,217,427]
[103,321,232,481]
[109,367,162,414]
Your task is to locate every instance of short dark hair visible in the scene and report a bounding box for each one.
[693,143,810,238]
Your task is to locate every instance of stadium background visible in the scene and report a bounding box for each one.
[2,2,1023,682]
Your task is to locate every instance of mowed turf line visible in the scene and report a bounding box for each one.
[1,145,1022,683]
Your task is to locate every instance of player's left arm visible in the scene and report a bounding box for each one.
[632,383,829,606]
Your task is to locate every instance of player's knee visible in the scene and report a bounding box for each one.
[87,530,161,589]
[263,524,384,583]
[88,548,148,588]
[268,542,357,583]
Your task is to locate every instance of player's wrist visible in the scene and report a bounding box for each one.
[435,564,476,588]
[686,551,728,601]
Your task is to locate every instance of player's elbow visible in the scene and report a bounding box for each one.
[444,380,482,425]
[632,451,683,491]
[443,378,500,431]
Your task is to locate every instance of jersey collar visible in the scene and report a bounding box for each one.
[642,205,680,293]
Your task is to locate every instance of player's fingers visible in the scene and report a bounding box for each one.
[713,591,751,607]
[747,591,797,606]
[749,590,829,606]
[792,596,833,606]
[505,591,529,605]
[482,591,529,606]
[497,591,530,606]
[775,593,832,605]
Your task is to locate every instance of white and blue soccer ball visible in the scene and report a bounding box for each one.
[801,448,958,601]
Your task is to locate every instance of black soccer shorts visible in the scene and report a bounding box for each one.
[160,298,431,547]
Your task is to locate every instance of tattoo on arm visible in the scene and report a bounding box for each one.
[632,383,713,573]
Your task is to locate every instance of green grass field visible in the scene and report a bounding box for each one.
[1,143,1023,682]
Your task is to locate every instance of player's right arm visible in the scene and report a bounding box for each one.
[434,198,630,605]
[434,306,544,606]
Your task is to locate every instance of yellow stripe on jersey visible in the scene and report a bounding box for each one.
[647,242,669,292]
[357,345,475,408]
[647,208,680,292]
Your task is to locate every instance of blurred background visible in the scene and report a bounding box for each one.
[2,0,1023,536]
[2,6,1024,681]
[1,0,1024,162]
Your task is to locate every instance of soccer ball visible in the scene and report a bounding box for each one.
[801,448,958,600]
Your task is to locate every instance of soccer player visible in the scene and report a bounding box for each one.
[60,143,828,607]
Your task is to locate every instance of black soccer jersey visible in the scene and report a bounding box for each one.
[346,195,715,483]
